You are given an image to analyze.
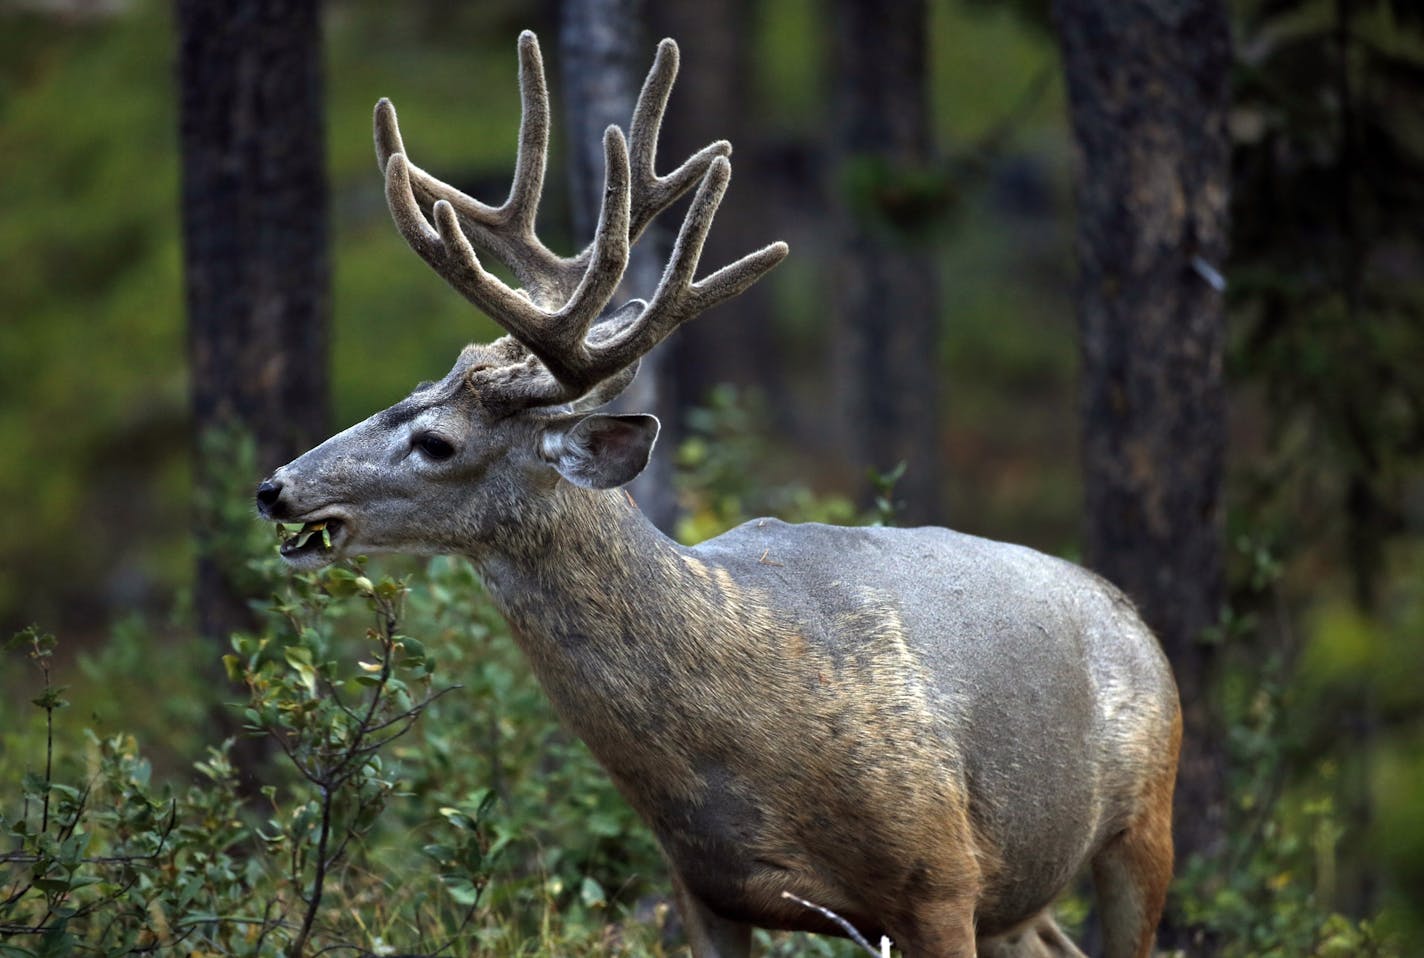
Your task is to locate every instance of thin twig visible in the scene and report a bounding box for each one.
[174,913,299,930]
[352,685,459,737]
[254,897,287,954]
[287,784,335,957]
[41,692,53,835]
[779,891,886,957]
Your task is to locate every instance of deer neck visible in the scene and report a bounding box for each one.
[461,483,761,790]
[466,482,694,657]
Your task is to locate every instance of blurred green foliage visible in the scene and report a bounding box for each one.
[675,385,860,542]
[1176,633,1403,956]
[0,3,187,624]
[1230,0,1424,609]
[1215,0,1424,945]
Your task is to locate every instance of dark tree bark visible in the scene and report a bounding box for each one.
[559,0,677,530]
[830,0,942,525]
[1053,0,1231,886]
[175,0,330,648]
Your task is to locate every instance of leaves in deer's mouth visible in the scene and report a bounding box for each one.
[277,520,337,555]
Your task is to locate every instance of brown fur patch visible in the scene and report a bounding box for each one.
[1092,699,1179,958]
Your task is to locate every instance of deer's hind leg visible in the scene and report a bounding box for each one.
[979,911,1088,958]
[1091,718,1179,958]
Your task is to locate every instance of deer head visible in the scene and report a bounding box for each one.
[256,31,787,567]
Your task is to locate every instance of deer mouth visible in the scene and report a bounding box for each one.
[277,517,348,567]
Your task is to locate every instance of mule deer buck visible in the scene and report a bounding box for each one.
[255,31,1181,958]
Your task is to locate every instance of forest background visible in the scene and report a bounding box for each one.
[1,0,1422,955]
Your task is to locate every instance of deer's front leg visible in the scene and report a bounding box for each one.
[672,872,752,958]
[888,895,980,958]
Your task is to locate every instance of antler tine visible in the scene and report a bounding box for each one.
[505,30,552,236]
[385,153,540,330]
[386,124,634,392]
[375,31,578,304]
[537,124,633,379]
[374,99,496,227]
[625,38,733,247]
[579,157,790,380]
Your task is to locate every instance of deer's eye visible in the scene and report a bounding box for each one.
[414,433,455,461]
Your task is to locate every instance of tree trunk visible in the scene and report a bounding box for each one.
[175,0,330,661]
[559,0,677,531]
[1053,0,1231,892]
[830,0,942,525]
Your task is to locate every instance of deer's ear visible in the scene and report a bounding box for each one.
[539,413,660,489]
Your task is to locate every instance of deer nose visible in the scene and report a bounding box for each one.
[256,479,283,509]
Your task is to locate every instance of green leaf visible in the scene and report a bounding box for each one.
[31,686,69,710]
[442,876,482,907]
[10,625,56,655]
[37,921,74,957]
[48,784,80,802]
[324,567,360,597]
[580,875,607,909]
[422,843,454,863]
[398,637,427,667]
[283,645,319,697]
[21,772,47,799]
[439,806,473,831]
[32,877,72,894]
